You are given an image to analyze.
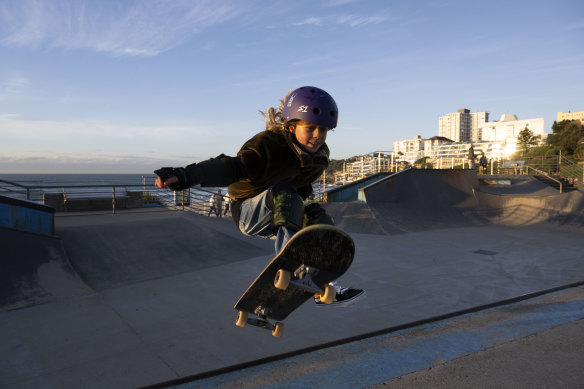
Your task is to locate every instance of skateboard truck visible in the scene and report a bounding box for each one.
[289,265,323,294]
[236,307,284,338]
[275,265,336,304]
[235,265,336,338]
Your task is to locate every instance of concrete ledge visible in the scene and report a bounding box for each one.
[0,194,54,235]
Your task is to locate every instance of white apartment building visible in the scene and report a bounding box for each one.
[439,109,489,142]
[479,114,545,154]
[390,136,508,166]
[423,136,453,152]
[392,111,545,165]
[393,135,424,164]
[427,141,507,161]
[338,152,391,182]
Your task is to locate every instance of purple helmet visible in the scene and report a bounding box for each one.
[282,86,338,128]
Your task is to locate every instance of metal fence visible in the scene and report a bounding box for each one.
[412,155,583,188]
[1,155,581,215]
[0,177,231,216]
[321,154,583,190]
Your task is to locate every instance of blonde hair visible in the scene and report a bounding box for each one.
[260,89,293,132]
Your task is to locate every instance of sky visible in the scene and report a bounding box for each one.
[1,0,583,174]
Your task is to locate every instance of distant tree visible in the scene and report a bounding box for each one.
[324,159,346,182]
[325,159,345,174]
[548,120,584,156]
[414,156,429,168]
[517,125,537,157]
[525,145,555,157]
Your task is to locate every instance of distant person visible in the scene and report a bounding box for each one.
[468,145,476,169]
[223,196,231,217]
[208,189,223,218]
[479,152,488,174]
[154,86,364,306]
[207,192,216,216]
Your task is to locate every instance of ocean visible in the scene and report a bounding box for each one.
[0,173,227,203]
[0,173,329,202]
[0,173,157,187]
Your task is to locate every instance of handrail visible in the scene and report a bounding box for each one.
[525,166,562,193]
[0,178,29,189]
[0,178,32,200]
[522,155,582,189]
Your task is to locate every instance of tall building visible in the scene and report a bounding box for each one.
[439,109,470,142]
[439,109,489,142]
[557,111,584,125]
[471,111,489,142]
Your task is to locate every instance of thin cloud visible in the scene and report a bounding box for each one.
[293,14,388,28]
[1,75,30,95]
[0,115,195,141]
[0,115,213,172]
[0,153,192,174]
[337,15,387,27]
[293,17,323,27]
[0,0,242,56]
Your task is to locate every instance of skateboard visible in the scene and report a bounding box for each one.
[234,224,355,338]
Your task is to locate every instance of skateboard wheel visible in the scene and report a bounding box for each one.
[236,311,248,327]
[321,284,336,304]
[274,269,291,290]
[272,322,285,338]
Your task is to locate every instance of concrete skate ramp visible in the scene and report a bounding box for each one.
[473,189,584,226]
[478,175,559,196]
[2,182,584,388]
[56,212,274,291]
[323,201,385,235]
[0,227,91,312]
[359,169,584,234]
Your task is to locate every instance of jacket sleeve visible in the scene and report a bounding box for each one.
[154,154,247,191]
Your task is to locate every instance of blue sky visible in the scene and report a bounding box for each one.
[1,0,583,173]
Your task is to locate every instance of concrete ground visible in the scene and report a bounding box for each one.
[166,285,584,389]
[1,171,583,388]
[370,316,584,389]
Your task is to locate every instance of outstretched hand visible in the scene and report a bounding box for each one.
[155,175,179,189]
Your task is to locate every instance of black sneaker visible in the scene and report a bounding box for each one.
[314,286,366,307]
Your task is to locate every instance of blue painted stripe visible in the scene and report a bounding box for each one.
[174,289,584,389]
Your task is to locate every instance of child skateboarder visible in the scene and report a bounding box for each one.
[154,86,364,306]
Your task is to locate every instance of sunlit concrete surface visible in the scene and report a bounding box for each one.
[1,170,583,388]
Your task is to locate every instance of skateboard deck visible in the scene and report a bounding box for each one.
[234,224,354,337]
